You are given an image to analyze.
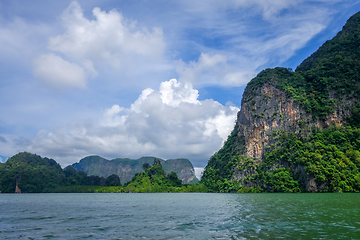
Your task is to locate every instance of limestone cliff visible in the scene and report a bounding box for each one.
[70,156,198,184]
[236,81,352,161]
[201,11,360,193]
[231,70,356,191]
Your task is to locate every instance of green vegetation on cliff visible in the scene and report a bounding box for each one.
[201,126,244,192]
[201,11,360,193]
[254,126,360,192]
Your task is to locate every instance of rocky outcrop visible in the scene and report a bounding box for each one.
[15,185,21,193]
[232,80,354,191]
[162,159,198,184]
[70,156,198,184]
[15,176,21,193]
[236,83,351,161]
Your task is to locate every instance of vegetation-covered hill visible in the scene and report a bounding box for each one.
[0,152,64,193]
[0,152,121,193]
[201,11,360,193]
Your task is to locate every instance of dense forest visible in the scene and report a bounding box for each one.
[201,11,360,193]
[0,152,122,193]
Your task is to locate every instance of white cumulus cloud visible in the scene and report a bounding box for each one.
[49,1,165,71]
[33,53,87,91]
[24,79,239,167]
[32,1,166,91]
[50,1,165,60]
[160,79,199,106]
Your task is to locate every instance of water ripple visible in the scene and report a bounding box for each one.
[1,193,360,239]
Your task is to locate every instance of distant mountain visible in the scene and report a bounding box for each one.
[69,156,199,184]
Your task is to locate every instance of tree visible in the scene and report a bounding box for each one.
[86,175,105,186]
[167,172,182,187]
[105,174,121,186]
[142,163,151,171]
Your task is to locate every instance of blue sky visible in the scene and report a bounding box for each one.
[1,0,360,177]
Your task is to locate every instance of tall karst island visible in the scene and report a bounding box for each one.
[70,156,198,184]
[201,11,360,193]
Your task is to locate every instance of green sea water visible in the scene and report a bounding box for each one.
[0,193,359,239]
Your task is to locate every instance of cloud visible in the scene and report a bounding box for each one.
[13,137,32,148]
[238,20,327,65]
[1,0,343,92]
[0,17,50,62]
[27,1,166,91]
[24,79,239,167]
[50,1,165,59]
[176,53,257,87]
[49,1,164,72]
[194,167,204,180]
[176,53,226,83]
[231,0,304,21]
[159,79,199,106]
[0,135,7,143]
[33,54,87,91]
[174,1,334,87]
[0,135,19,158]
[231,0,342,22]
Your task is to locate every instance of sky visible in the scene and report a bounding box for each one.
[1,0,360,178]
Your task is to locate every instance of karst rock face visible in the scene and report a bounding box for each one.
[70,156,198,184]
[236,82,350,162]
[231,72,352,191]
[201,12,360,193]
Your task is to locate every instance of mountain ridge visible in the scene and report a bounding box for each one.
[70,155,198,184]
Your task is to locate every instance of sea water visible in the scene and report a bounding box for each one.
[0,193,359,239]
